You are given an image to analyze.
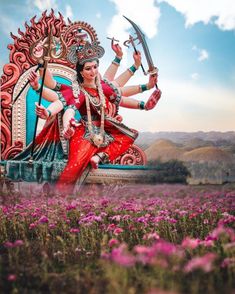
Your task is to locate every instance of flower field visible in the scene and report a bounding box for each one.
[0,183,234,294]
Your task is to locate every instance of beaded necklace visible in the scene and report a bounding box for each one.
[81,76,106,147]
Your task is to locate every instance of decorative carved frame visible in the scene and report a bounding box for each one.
[0,10,146,165]
[12,64,76,148]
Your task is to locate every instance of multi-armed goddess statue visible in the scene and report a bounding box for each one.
[1,11,161,194]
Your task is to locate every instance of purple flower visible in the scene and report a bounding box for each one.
[38,215,49,223]
[49,223,56,229]
[66,204,76,211]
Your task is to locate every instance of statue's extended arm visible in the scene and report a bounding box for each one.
[120,88,161,110]
[119,74,157,97]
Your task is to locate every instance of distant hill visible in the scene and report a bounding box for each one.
[145,139,184,162]
[140,133,235,185]
[144,138,235,164]
[183,138,215,150]
[136,131,235,153]
[181,146,234,163]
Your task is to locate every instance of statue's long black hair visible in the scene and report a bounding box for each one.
[76,58,99,84]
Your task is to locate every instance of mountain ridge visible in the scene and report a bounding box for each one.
[136,131,235,151]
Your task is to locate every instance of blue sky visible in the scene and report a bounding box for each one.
[1,0,235,132]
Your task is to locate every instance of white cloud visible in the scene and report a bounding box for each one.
[198,49,209,62]
[192,46,209,62]
[33,0,58,11]
[191,73,199,80]
[108,0,161,43]
[65,5,73,20]
[158,0,235,30]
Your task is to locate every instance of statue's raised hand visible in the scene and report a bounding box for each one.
[147,74,158,90]
[133,51,141,69]
[111,39,123,58]
[35,102,49,119]
[63,126,75,140]
[28,70,40,91]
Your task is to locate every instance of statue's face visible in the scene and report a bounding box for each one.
[81,60,99,82]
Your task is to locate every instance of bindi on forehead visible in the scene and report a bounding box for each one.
[84,61,98,67]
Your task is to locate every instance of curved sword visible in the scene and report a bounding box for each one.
[123,15,158,88]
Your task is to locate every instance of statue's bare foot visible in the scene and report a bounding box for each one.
[90,155,100,169]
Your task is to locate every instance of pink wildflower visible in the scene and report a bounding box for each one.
[189,213,198,219]
[66,204,76,211]
[101,252,109,259]
[14,240,24,247]
[4,241,13,248]
[154,240,178,256]
[184,253,217,273]
[221,257,235,268]
[200,239,214,247]
[107,223,116,231]
[111,244,135,267]
[210,225,235,242]
[113,227,124,235]
[108,238,119,247]
[7,274,17,281]
[110,215,121,222]
[70,228,80,233]
[143,232,160,241]
[49,223,56,229]
[182,237,200,249]
[29,223,37,229]
[134,245,150,255]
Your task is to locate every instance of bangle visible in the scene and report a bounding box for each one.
[139,101,145,110]
[139,84,148,93]
[128,65,137,75]
[47,109,52,117]
[112,56,122,66]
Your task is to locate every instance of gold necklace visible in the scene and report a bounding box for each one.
[82,83,96,89]
[81,87,104,108]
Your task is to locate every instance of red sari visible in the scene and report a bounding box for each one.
[56,79,138,192]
